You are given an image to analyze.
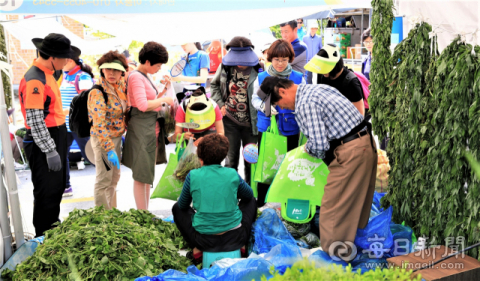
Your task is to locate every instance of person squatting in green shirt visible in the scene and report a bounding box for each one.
[172,133,257,265]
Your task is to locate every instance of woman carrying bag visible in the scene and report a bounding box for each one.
[87,51,128,210]
[252,39,305,207]
[122,42,174,210]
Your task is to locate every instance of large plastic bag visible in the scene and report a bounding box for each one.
[254,116,287,184]
[354,206,394,258]
[251,209,299,255]
[158,81,179,137]
[174,137,201,182]
[136,258,274,281]
[151,135,185,200]
[263,244,302,275]
[389,222,414,256]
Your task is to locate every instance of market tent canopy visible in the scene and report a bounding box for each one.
[0,0,371,14]
[2,17,130,54]
[0,0,372,45]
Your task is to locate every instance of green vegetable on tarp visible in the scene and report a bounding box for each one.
[263,259,421,281]
[1,207,190,281]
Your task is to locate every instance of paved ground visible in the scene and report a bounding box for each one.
[15,143,245,236]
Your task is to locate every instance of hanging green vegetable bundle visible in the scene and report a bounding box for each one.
[382,22,432,231]
[368,0,395,140]
[1,207,190,281]
[466,45,480,259]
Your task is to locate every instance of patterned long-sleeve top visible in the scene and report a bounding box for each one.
[87,77,127,152]
[294,84,364,159]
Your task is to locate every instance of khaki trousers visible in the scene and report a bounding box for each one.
[91,136,122,209]
[320,133,377,261]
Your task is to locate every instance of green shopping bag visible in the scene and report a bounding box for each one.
[176,134,187,161]
[266,145,329,223]
[151,134,186,200]
[251,163,258,197]
[298,132,308,146]
[254,116,287,184]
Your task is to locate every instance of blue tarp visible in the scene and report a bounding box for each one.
[137,192,415,280]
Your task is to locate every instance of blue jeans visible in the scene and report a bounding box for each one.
[66,131,89,188]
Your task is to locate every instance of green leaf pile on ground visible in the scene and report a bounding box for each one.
[1,207,190,281]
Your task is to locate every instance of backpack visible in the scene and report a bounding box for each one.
[342,70,370,109]
[69,85,108,138]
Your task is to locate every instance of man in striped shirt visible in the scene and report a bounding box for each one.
[257,76,377,261]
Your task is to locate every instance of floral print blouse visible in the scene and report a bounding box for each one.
[88,77,128,152]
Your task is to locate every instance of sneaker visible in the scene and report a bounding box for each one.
[63,187,73,197]
[77,161,85,170]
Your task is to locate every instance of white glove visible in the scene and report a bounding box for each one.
[271,106,278,115]
[259,104,278,115]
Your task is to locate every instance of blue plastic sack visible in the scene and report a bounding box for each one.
[354,206,394,258]
[162,215,175,223]
[389,223,413,256]
[263,244,302,275]
[135,257,273,281]
[308,249,348,267]
[350,252,388,274]
[372,192,386,212]
[251,208,299,255]
[295,239,310,249]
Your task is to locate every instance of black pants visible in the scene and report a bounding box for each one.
[256,132,300,208]
[223,117,258,185]
[66,131,89,188]
[24,125,67,237]
[172,196,257,252]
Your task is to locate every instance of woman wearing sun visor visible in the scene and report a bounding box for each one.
[172,86,224,146]
[305,44,365,117]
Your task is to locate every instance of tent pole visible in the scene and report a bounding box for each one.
[0,155,13,263]
[0,71,24,249]
[2,18,15,125]
[369,8,372,27]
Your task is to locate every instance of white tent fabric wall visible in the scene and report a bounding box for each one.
[2,17,131,55]
[398,0,480,51]
[69,4,371,46]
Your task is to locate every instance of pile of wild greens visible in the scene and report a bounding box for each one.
[1,207,190,281]
[263,259,421,281]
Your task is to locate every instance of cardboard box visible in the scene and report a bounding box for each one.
[387,246,480,281]
[355,44,362,60]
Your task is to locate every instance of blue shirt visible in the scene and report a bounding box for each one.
[303,34,323,62]
[291,38,308,75]
[297,27,306,41]
[294,84,363,159]
[182,50,210,77]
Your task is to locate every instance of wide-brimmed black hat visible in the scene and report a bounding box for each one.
[32,33,80,59]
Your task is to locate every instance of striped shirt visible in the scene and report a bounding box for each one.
[294,84,364,159]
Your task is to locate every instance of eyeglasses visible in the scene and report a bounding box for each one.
[272,58,289,64]
[363,40,374,45]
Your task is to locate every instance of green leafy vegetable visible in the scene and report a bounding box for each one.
[1,207,190,281]
[262,259,422,280]
[174,153,201,182]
